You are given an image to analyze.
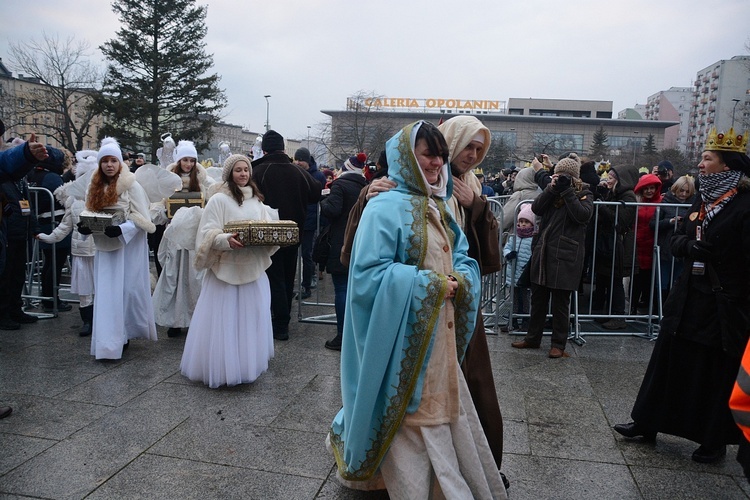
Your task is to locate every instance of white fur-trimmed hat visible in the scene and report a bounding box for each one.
[97,137,124,164]
[174,140,198,163]
[222,154,251,181]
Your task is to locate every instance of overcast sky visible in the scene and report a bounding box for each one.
[2,0,749,142]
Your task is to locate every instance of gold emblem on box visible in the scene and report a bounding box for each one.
[79,210,127,233]
[167,192,205,218]
[223,220,299,246]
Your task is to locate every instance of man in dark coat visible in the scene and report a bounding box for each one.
[27,147,73,312]
[294,147,326,299]
[251,131,322,340]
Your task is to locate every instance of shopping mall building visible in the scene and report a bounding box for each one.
[322,96,677,169]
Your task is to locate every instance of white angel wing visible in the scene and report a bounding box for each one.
[67,170,94,201]
[135,163,182,203]
[163,205,203,250]
[205,166,223,184]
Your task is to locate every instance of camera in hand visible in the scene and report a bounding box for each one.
[555,174,571,190]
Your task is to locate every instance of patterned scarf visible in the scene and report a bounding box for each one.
[699,169,742,228]
[517,225,534,238]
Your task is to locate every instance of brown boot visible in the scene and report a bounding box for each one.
[511,340,540,349]
[548,347,570,358]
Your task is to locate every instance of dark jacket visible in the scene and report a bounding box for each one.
[320,172,367,275]
[0,142,36,180]
[0,175,39,241]
[251,152,322,230]
[661,177,750,357]
[593,166,637,277]
[530,181,593,290]
[304,158,327,231]
[649,191,695,263]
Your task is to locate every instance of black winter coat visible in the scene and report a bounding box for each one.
[530,182,593,291]
[593,168,636,277]
[251,153,322,230]
[649,191,695,263]
[660,178,750,357]
[320,172,367,275]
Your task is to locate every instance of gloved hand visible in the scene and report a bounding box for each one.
[76,221,93,235]
[104,225,122,238]
[687,240,713,261]
[554,174,571,192]
[505,250,518,261]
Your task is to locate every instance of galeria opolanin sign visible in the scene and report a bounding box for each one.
[347,97,506,112]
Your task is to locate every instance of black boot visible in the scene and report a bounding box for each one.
[79,305,93,337]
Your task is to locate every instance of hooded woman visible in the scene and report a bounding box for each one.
[328,121,506,498]
[79,137,157,360]
[501,166,542,233]
[617,127,750,465]
[630,173,663,312]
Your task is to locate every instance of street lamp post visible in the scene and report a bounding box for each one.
[632,131,639,165]
[307,125,311,149]
[732,98,741,128]
[264,95,271,132]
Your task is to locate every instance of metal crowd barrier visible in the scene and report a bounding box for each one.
[25,186,72,318]
[293,193,692,347]
[503,198,693,345]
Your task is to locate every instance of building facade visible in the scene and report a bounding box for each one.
[0,57,105,151]
[323,97,675,171]
[644,87,692,151]
[688,55,750,155]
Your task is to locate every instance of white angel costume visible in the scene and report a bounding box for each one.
[179,183,278,388]
[88,166,158,360]
[152,206,204,329]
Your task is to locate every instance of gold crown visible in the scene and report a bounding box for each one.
[473,167,484,176]
[705,127,749,154]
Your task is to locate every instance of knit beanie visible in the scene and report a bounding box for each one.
[222,154,251,181]
[554,152,581,179]
[261,130,285,153]
[343,153,367,173]
[97,137,124,164]
[174,140,198,163]
[294,147,311,163]
[518,204,536,225]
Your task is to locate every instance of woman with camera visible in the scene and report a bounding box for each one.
[617,128,750,465]
[511,153,594,358]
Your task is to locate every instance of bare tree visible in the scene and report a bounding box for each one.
[317,90,401,167]
[9,33,102,151]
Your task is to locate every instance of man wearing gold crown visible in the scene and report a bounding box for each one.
[614,127,750,466]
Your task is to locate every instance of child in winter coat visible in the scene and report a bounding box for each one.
[502,203,535,331]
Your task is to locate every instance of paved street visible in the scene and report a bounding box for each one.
[1,280,749,499]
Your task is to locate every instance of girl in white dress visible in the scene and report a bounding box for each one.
[180,154,278,388]
[152,140,212,337]
[79,138,157,360]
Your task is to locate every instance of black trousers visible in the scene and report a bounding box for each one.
[524,284,572,350]
[265,245,299,335]
[41,247,70,307]
[0,239,28,318]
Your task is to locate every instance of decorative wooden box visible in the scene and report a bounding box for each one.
[167,192,204,218]
[79,210,126,233]
[223,220,299,247]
